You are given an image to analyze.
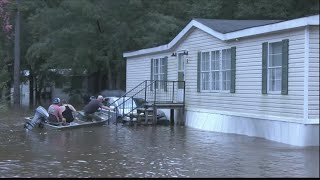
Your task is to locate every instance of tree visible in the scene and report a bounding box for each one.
[0,0,13,102]
[13,0,21,105]
[8,0,319,104]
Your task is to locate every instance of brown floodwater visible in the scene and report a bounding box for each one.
[0,104,319,178]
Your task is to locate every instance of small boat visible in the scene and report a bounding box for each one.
[24,106,111,130]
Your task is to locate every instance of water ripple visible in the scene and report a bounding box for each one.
[0,122,318,178]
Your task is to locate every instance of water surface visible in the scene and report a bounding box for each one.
[0,108,318,178]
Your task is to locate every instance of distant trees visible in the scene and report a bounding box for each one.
[0,0,13,103]
[0,0,318,105]
[13,0,21,105]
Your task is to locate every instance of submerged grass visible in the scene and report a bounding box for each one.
[0,101,9,115]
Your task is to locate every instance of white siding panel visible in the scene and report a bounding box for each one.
[126,53,178,94]
[308,26,320,120]
[126,56,149,92]
[174,28,306,121]
[126,27,307,122]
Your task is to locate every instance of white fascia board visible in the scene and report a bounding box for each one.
[167,20,196,48]
[168,20,225,46]
[123,20,225,58]
[192,20,225,40]
[225,14,319,40]
[306,14,320,25]
[123,21,196,58]
[123,44,168,58]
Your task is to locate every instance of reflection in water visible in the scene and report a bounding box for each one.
[0,109,319,178]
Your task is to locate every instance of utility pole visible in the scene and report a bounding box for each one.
[13,0,21,105]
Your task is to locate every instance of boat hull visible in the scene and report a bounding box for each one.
[24,111,111,130]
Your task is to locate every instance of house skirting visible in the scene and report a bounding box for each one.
[185,110,319,147]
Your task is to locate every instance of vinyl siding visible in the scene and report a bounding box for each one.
[126,53,179,101]
[308,26,319,120]
[174,28,305,122]
[126,27,307,122]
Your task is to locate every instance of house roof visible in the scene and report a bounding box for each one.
[123,14,319,58]
[193,19,283,33]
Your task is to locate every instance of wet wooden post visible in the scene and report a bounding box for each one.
[170,109,174,126]
[181,106,186,126]
[145,108,148,124]
[176,108,185,126]
[153,105,157,125]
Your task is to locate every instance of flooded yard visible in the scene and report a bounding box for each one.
[0,107,319,178]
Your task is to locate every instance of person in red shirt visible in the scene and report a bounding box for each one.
[48,98,64,125]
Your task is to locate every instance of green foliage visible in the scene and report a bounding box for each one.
[0,102,8,114]
[1,0,319,98]
[0,64,9,89]
[68,90,85,105]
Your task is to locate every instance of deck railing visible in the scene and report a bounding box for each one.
[109,80,185,124]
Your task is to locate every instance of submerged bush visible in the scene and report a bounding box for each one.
[0,101,9,114]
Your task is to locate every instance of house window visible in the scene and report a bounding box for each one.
[201,52,210,90]
[211,50,220,90]
[201,48,231,91]
[222,49,231,91]
[268,42,282,92]
[153,58,166,89]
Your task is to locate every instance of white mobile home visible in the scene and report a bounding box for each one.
[123,14,319,146]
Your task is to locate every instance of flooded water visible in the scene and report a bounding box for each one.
[0,106,319,178]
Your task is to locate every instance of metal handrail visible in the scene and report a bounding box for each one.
[113,80,185,125]
[114,81,156,123]
[108,80,147,107]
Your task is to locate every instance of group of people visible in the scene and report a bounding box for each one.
[47,98,77,125]
[47,95,113,125]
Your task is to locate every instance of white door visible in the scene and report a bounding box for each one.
[177,53,185,102]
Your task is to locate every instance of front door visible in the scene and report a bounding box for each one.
[177,53,185,102]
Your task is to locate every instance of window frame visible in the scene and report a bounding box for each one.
[221,49,231,92]
[267,40,283,94]
[200,48,232,93]
[211,50,220,92]
[200,52,211,92]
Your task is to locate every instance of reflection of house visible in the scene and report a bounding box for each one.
[123,15,319,146]
[13,69,89,105]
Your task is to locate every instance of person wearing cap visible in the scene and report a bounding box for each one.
[83,95,113,121]
[48,97,64,124]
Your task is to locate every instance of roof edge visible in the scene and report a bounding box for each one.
[123,14,319,58]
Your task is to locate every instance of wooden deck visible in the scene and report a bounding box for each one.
[153,103,184,109]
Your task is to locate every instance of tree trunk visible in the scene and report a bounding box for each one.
[5,78,11,101]
[38,77,44,99]
[99,71,104,92]
[115,65,121,90]
[13,0,21,105]
[96,70,101,92]
[35,76,41,104]
[107,60,113,89]
[29,68,34,106]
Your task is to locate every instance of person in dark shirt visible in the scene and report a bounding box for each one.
[83,95,112,121]
[60,100,77,123]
